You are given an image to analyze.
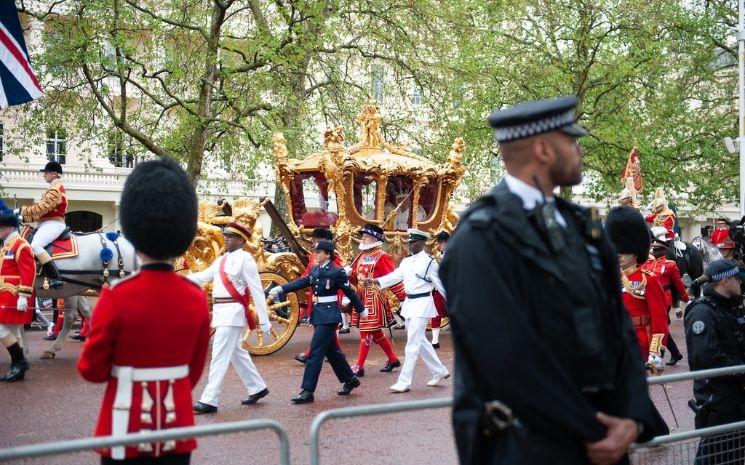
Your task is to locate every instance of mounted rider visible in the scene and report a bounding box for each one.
[16,161,67,288]
[645,187,676,241]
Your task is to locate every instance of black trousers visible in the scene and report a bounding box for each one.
[301,323,354,392]
[101,453,190,465]
[666,307,683,359]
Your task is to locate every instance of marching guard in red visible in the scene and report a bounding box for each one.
[347,224,406,376]
[644,238,689,365]
[0,201,34,382]
[606,206,669,370]
[77,159,211,465]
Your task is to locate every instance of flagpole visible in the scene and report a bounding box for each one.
[739,0,745,217]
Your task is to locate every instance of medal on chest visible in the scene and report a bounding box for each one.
[326,279,330,290]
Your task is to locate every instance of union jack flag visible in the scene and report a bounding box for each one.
[0,1,42,108]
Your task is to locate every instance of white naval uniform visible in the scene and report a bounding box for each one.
[188,249,269,406]
[378,250,448,388]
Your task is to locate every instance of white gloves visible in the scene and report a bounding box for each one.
[359,309,369,318]
[341,296,350,307]
[13,209,23,223]
[344,266,352,276]
[268,286,283,298]
[260,321,272,336]
[16,296,28,312]
[647,354,664,370]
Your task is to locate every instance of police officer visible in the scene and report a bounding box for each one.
[440,96,666,465]
[685,259,745,464]
[269,240,365,404]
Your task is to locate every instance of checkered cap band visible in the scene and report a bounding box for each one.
[495,110,576,142]
[712,266,740,282]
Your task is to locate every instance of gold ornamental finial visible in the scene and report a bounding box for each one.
[272,132,288,162]
[448,137,465,165]
[323,126,345,150]
[355,101,383,149]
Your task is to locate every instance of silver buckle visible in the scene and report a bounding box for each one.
[484,400,514,431]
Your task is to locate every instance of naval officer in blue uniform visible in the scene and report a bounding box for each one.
[269,240,366,404]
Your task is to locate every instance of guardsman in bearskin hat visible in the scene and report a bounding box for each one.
[270,240,365,403]
[16,161,67,288]
[0,201,34,382]
[606,206,669,369]
[293,227,346,364]
[370,229,450,393]
[347,223,406,376]
[77,158,211,465]
[190,221,272,414]
[644,237,688,366]
[645,187,676,240]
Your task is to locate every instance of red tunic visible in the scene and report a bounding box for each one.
[0,233,35,324]
[710,227,730,246]
[349,247,406,331]
[621,268,668,358]
[645,211,675,240]
[77,267,211,459]
[642,258,689,309]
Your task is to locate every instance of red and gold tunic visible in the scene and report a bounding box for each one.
[0,232,35,324]
[642,257,689,309]
[21,178,67,222]
[645,209,675,240]
[77,266,211,459]
[349,247,406,331]
[710,227,731,246]
[621,267,669,359]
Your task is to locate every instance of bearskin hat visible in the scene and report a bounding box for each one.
[605,206,650,264]
[120,158,197,259]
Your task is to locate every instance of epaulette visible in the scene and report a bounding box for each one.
[641,268,655,277]
[107,270,141,290]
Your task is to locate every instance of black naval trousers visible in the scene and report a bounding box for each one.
[101,453,191,465]
[301,323,354,392]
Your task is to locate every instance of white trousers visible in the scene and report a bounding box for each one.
[396,317,447,388]
[31,221,66,255]
[199,326,266,407]
[0,324,22,345]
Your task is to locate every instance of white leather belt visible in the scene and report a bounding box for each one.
[110,365,188,459]
[313,295,337,303]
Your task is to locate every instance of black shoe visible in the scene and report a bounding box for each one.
[294,353,308,364]
[432,342,440,349]
[42,335,57,341]
[392,323,405,330]
[338,377,361,396]
[193,401,217,414]
[380,360,401,372]
[351,365,365,377]
[41,262,64,289]
[339,327,351,334]
[299,316,310,325]
[0,360,29,382]
[666,354,683,366]
[291,390,314,404]
[69,334,86,341]
[241,388,269,405]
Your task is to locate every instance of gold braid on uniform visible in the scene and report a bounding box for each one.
[649,333,664,356]
[621,263,647,300]
[20,179,64,222]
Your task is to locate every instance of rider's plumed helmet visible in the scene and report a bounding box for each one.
[120,158,197,259]
[605,205,651,265]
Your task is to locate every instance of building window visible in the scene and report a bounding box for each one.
[0,123,4,162]
[46,128,66,164]
[371,65,385,102]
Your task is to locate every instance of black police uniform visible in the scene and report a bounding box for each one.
[685,288,745,464]
[440,97,666,465]
[281,259,365,393]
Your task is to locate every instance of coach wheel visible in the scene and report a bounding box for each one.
[242,271,300,355]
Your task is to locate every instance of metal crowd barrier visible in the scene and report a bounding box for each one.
[0,419,290,464]
[309,397,452,465]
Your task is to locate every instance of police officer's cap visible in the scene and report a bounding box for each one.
[605,206,650,264]
[706,259,745,282]
[314,240,335,254]
[40,161,63,175]
[488,95,588,143]
[0,199,19,228]
[120,157,198,259]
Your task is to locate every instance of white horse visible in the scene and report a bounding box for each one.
[29,232,138,358]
